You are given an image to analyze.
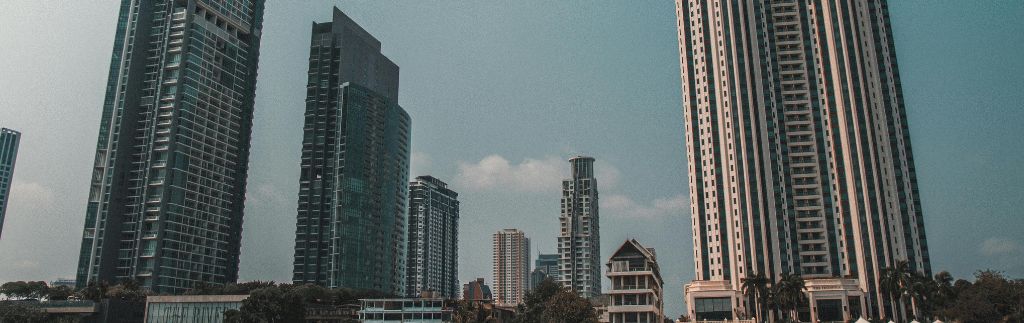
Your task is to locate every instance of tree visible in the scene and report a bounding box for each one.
[771,273,805,322]
[105,279,149,302]
[77,281,109,302]
[45,286,75,301]
[514,277,562,323]
[879,264,904,320]
[236,286,306,323]
[540,289,598,323]
[741,273,770,322]
[0,301,47,322]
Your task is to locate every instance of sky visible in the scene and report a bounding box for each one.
[0,0,1022,317]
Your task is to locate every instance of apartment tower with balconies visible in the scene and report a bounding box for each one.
[405,175,460,298]
[493,229,530,306]
[676,0,930,321]
[75,0,265,293]
[558,156,602,298]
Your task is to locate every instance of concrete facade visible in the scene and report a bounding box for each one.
[675,0,930,321]
[558,156,602,298]
[492,229,529,306]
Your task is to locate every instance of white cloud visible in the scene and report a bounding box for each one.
[980,237,1023,257]
[603,193,688,219]
[455,155,565,193]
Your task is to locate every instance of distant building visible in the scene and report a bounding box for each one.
[530,254,559,289]
[530,253,558,289]
[558,156,601,298]
[305,303,361,322]
[462,278,493,302]
[291,7,411,296]
[12,299,145,323]
[605,239,664,323]
[405,176,460,299]
[492,229,529,306]
[358,298,452,323]
[144,295,246,323]
[75,0,266,293]
[49,278,76,288]
[0,127,20,239]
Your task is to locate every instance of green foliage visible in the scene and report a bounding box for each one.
[933,270,1024,323]
[540,289,598,323]
[771,273,806,320]
[0,301,47,322]
[512,278,597,323]
[0,281,49,300]
[741,273,770,321]
[45,286,75,301]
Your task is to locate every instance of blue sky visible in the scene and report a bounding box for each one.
[0,1,1022,317]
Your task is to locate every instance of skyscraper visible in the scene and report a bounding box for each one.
[405,176,460,299]
[675,1,930,321]
[0,128,21,239]
[530,253,559,290]
[291,8,410,296]
[493,229,530,306]
[558,156,601,298]
[76,0,265,293]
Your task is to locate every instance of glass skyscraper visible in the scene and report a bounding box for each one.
[675,0,930,321]
[405,176,459,299]
[0,127,21,240]
[557,156,601,298]
[75,0,265,293]
[291,8,411,296]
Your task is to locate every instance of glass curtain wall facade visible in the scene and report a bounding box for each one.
[76,0,265,293]
[405,176,460,298]
[0,128,21,239]
[557,156,601,298]
[675,0,930,321]
[291,7,410,297]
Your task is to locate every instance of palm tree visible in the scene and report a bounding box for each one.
[881,260,925,321]
[772,273,806,322]
[741,273,771,322]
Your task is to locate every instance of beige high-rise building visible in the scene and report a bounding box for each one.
[493,229,530,306]
[675,0,930,321]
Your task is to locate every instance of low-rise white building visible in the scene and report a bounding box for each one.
[605,239,664,323]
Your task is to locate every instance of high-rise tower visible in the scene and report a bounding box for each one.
[558,156,601,298]
[493,229,530,306]
[0,128,21,239]
[405,175,460,299]
[291,8,411,296]
[675,1,930,321]
[76,0,265,293]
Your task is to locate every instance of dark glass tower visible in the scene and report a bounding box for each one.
[75,0,265,293]
[0,128,21,240]
[291,8,411,296]
[405,176,459,298]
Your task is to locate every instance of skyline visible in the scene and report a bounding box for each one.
[0,1,1023,317]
